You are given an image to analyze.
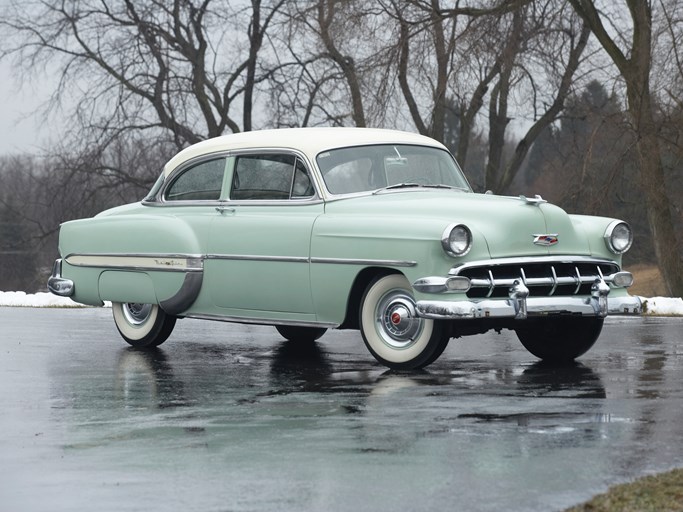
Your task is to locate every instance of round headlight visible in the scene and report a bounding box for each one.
[442,224,472,257]
[604,221,633,254]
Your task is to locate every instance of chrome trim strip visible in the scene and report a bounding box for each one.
[184,313,338,329]
[64,253,204,272]
[311,257,417,268]
[144,198,326,208]
[206,254,417,267]
[64,252,416,269]
[206,254,309,264]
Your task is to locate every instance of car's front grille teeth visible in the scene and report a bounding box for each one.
[456,261,621,299]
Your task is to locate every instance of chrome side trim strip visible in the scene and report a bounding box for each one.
[311,257,417,268]
[184,313,338,329]
[206,254,417,267]
[206,254,309,264]
[65,252,417,270]
[64,253,204,272]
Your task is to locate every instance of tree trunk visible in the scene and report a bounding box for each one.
[569,0,683,297]
[628,88,683,296]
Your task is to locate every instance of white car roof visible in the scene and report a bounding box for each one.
[163,127,447,176]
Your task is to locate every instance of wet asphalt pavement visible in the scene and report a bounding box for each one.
[1,307,682,512]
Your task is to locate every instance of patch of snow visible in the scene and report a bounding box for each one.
[0,291,110,308]
[0,291,681,316]
[640,296,683,316]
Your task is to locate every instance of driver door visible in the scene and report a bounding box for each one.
[205,152,323,320]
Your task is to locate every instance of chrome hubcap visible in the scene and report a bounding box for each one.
[375,292,424,349]
[122,303,153,326]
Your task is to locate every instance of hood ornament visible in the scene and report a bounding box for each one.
[519,194,547,205]
[533,234,559,246]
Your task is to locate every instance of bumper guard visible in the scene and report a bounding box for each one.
[47,259,75,297]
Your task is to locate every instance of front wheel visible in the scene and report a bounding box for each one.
[359,274,449,370]
[515,317,604,362]
[112,302,176,348]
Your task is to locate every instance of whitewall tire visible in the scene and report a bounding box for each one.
[112,302,176,348]
[359,274,449,369]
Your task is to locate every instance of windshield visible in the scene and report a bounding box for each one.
[316,144,471,195]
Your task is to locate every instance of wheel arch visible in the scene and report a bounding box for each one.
[338,267,402,330]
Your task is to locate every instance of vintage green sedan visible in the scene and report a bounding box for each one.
[48,127,641,369]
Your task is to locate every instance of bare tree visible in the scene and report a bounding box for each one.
[494,8,591,192]
[373,1,591,194]
[1,0,286,149]
[270,1,387,128]
[479,2,593,193]
[569,0,683,297]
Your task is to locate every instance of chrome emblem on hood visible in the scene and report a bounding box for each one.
[533,234,559,246]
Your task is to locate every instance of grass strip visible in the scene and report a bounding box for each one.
[565,468,683,511]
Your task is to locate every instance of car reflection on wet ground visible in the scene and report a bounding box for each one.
[1,308,682,512]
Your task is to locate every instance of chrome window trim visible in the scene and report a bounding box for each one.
[145,148,326,206]
[316,143,473,198]
[160,153,231,204]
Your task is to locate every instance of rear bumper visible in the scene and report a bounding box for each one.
[47,259,75,297]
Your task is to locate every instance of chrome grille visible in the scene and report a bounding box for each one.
[450,258,621,299]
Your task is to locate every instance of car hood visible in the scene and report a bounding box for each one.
[323,190,591,259]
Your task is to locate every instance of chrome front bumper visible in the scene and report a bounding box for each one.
[413,259,641,321]
[47,259,75,297]
[416,294,642,320]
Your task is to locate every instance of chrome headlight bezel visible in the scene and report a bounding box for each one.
[441,223,472,257]
[604,220,633,254]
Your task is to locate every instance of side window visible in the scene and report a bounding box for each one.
[292,159,315,198]
[231,154,314,200]
[165,158,226,201]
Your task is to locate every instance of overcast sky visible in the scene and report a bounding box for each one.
[0,54,56,154]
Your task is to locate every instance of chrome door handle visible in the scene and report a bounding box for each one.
[215,206,235,214]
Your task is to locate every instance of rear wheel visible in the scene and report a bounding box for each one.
[359,274,449,370]
[515,317,604,362]
[275,325,327,342]
[112,302,176,348]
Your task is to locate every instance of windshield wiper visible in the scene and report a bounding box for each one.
[373,183,421,194]
[373,183,468,194]
[421,184,468,191]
